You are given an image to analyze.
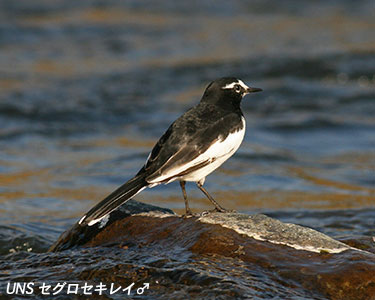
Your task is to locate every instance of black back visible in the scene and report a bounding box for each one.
[138,77,246,182]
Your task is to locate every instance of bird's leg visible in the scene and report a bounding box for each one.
[196,181,227,212]
[179,180,192,216]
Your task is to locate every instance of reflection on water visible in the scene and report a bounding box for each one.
[0,0,374,298]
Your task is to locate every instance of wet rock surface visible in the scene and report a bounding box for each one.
[49,200,175,252]
[48,200,375,300]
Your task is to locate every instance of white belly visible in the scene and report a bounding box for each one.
[147,117,246,185]
[180,125,245,182]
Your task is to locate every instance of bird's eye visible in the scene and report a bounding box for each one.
[234,84,241,93]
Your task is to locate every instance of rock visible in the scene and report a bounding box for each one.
[50,200,375,299]
[49,199,175,252]
[199,212,352,253]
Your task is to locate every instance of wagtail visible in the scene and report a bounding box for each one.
[79,77,262,226]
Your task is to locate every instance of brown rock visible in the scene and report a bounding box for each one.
[50,200,375,299]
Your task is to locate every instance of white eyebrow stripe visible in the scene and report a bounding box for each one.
[222,82,237,89]
[222,80,249,90]
[237,79,249,89]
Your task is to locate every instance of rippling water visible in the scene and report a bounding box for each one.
[0,0,374,298]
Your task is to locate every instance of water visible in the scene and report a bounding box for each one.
[0,0,374,298]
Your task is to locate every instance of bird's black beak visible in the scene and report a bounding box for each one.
[245,87,263,94]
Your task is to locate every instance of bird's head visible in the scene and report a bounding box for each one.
[201,77,262,108]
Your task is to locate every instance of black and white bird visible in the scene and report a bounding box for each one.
[79,77,262,226]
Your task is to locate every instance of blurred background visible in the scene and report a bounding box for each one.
[0,0,374,252]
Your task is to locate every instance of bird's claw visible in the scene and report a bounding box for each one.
[182,211,200,218]
[200,208,236,216]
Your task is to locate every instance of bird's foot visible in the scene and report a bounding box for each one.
[213,207,227,213]
[200,207,236,216]
[182,210,200,218]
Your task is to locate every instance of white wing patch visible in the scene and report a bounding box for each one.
[147,117,246,184]
[222,79,249,90]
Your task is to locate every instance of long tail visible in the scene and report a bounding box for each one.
[79,174,147,226]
